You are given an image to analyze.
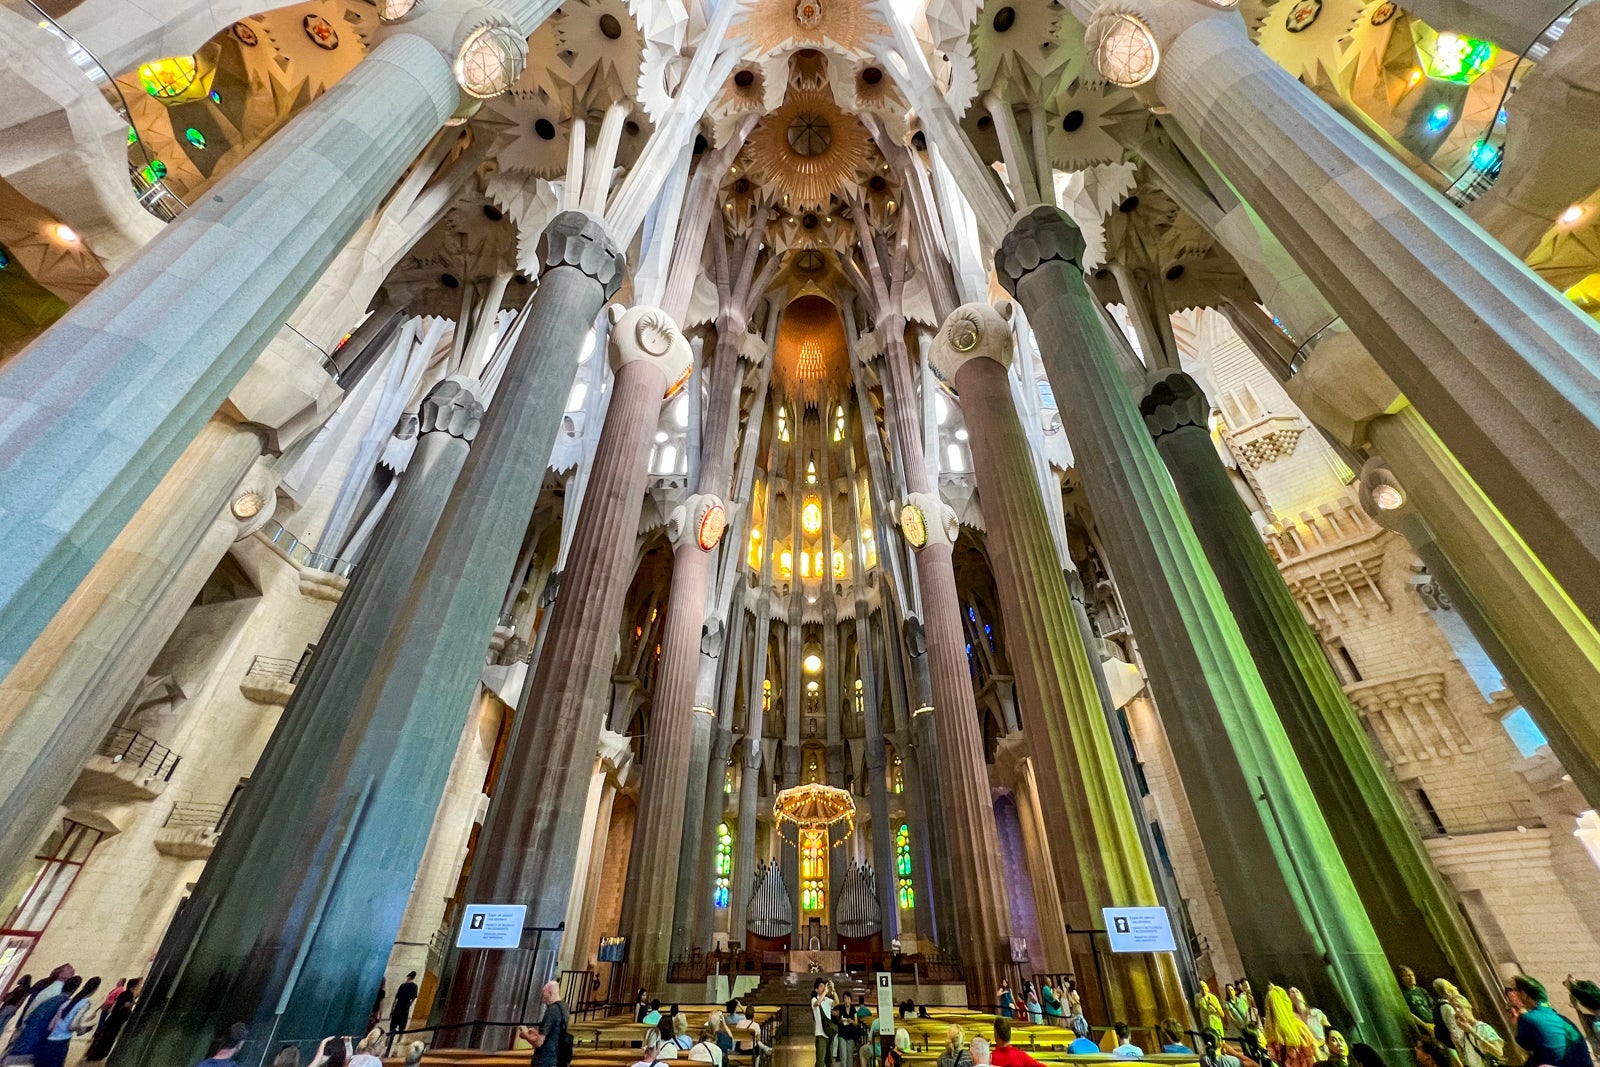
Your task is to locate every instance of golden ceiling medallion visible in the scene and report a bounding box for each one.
[795,0,823,28]
[746,89,871,212]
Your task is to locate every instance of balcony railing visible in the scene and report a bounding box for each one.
[97,728,181,781]
[245,654,309,686]
[162,801,231,833]
[262,520,357,578]
[1420,801,1546,839]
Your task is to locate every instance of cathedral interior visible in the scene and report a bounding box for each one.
[3,0,1600,1062]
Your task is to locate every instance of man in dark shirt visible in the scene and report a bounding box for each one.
[1510,975,1594,1067]
[390,971,420,1044]
[519,981,568,1067]
[1399,967,1435,1028]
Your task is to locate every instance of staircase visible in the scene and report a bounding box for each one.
[744,972,873,1037]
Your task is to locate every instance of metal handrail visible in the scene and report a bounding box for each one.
[97,726,181,781]
[4,0,190,216]
[261,519,358,578]
[161,801,229,831]
[245,654,302,683]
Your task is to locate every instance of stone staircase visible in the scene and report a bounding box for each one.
[744,972,873,1037]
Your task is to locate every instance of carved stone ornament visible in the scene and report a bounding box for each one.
[537,210,626,297]
[995,205,1088,296]
[1284,0,1322,32]
[605,304,693,386]
[668,493,727,551]
[899,491,959,550]
[795,0,823,28]
[1138,369,1210,441]
[229,460,279,541]
[418,377,484,442]
[303,13,339,48]
[930,301,1015,383]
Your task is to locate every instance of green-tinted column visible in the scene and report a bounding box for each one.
[936,301,1185,1024]
[996,204,1407,1055]
[1140,368,1501,1033]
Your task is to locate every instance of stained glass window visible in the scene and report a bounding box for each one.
[801,828,826,911]
[891,753,904,794]
[724,758,735,794]
[713,822,733,909]
[895,823,914,909]
[777,406,790,442]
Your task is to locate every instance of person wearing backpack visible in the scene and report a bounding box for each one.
[518,982,573,1067]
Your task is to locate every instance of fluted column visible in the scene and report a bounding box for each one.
[113,378,485,1067]
[1141,368,1502,1030]
[876,317,1010,995]
[1009,754,1073,974]
[996,205,1407,1056]
[1081,0,1600,628]
[0,32,463,681]
[619,494,727,986]
[937,302,1184,1024]
[442,304,688,1035]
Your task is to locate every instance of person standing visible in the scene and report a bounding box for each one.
[390,971,420,1046]
[1196,982,1226,1047]
[812,979,835,1067]
[1318,1031,1351,1067]
[1227,983,1264,1063]
[997,981,1015,1020]
[36,978,100,1067]
[518,983,570,1067]
[5,976,81,1066]
[1065,981,1083,1026]
[1023,983,1043,1025]
[1290,988,1331,1059]
[1509,975,1593,1067]
[1399,969,1435,1031]
[1566,978,1600,1062]
[85,977,140,1062]
[1262,985,1318,1067]
[0,976,32,1039]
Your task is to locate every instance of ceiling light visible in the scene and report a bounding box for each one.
[53,224,78,243]
[1560,205,1586,225]
[803,654,823,674]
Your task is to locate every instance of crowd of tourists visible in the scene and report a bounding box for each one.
[0,964,139,1066]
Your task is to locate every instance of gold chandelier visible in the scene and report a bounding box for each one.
[773,782,856,841]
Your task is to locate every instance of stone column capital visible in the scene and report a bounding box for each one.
[1282,330,1405,448]
[930,302,1016,385]
[607,303,692,383]
[668,493,728,552]
[539,210,626,297]
[418,377,484,441]
[897,491,959,551]
[1138,368,1210,441]
[995,205,1087,295]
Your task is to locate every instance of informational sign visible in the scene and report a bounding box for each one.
[456,903,527,949]
[598,936,627,962]
[1101,906,1177,953]
[1009,936,1030,963]
[876,972,895,1023]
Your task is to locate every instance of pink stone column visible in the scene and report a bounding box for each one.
[878,316,1012,998]
[442,306,690,1040]
[941,305,1186,1024]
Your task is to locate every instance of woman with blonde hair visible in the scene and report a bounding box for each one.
[1262,985,1318,1067]
[1445,999,1504,1067]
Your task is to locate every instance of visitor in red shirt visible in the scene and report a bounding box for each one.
[988,1018,1045,1067]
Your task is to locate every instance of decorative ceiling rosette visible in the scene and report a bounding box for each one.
[255,0,371,93]
[554,0,646,105]
[509,19,569,102]
[480,89,573,179]
[1047,81,1141,170]
[747,89,873,212]
[744,0,888,59]
[1257,0,1363,86]
[968,0,1067,97]
[1101,172,1181,268]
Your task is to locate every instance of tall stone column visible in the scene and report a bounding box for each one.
[1140,368,1502,1029]
[0,32,465,681]
[996,205,1407,1055]
[730,587,771,946]
[622,495,729,986]
[1288,342,1600,807]
[560,731,634,973]
[1082,0,1600,628]
[876,317,1011,995]
[442,304,689,1033]
[112,378,485,1067]
[1008,753,1074,974]
[936,302,1184,1023]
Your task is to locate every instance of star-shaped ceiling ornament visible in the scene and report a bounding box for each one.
[478,89,573,179]
[254,0,370,94]
[1257,0,1362,87]
[968,0,1066,96]
[1047,80,1141,170]
[554,0,646,106]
